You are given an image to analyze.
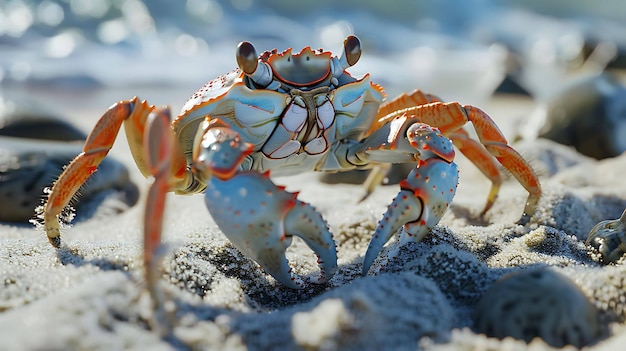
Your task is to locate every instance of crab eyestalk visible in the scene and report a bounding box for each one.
[237,41,273,87]
[343,35,361,66]
[332,35,362,77]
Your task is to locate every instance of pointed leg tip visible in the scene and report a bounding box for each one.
[361,265,370,276]
[479,201,494,218]
[358,191,372,204]
[47,235,61,248]
[516,214,531,226]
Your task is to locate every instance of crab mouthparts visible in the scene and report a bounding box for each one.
[267,47,332,87]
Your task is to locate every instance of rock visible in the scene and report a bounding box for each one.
[0,93,137,222]
[474,267,601,348]
[233,272,456,350]
[517,74,626,160]
[0,97,86,141]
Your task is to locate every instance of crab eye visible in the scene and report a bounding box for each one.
[236,41,258,75]
[343,35,361,67]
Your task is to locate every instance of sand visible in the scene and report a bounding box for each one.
[0,93,625,350]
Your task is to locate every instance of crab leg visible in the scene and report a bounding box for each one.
[448,129,502,215]
[373,101,541,220]
[195,119,337,288]
[460,104,541,219]
[142,108,176,298]
[369,90,541,220]
[43,98,149,246]
[42,97,190,247]
[374,89,442,121]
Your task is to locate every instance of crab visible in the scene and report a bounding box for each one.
[40,36,541,295]
[586,209,626,263]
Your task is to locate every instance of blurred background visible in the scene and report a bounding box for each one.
[1,0,626,222]
[1,0,625,101]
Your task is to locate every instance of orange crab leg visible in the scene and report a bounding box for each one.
[142,107,177,319]
[395,102,540,217]
[43,99,145,246]
[460,105,541,218]
[366,99,541,220]
[448,129,502,215]
[374,89,442,122]
[43,97,189,247]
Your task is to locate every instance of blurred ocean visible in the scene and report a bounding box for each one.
[1,0,626,106]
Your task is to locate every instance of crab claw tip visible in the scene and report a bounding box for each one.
[205,172,337,289]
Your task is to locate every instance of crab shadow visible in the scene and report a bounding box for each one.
[56,246,133,276]
[174,243,335,309]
